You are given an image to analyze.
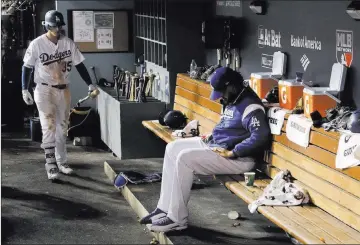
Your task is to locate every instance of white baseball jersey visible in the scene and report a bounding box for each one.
[23,34,85,85]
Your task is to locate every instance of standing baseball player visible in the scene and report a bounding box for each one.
[21,10,96,180]
[140,67,271,232]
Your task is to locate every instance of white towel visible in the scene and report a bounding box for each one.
[267,107,289,135]
[286,114,313,148]
[248,170,310,213]
[336,131,360,169]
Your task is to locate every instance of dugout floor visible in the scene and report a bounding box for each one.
[1,131,152,244]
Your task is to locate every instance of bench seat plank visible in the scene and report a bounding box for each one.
[216,175,325,244]
[268,153,360,216]
[303,206,360,243]
[272,204,341,243]
[174,103,216,134]
[228,175,360,244]
[175,87,222,114]
[274,134,360,181]
[142,121,173,143]
[177,73,213,91]
[176,75,213,99]
[260,164,360,231]
[256,179,356,244]
[291,206,360,244]
[175,95,221,123]
[271,142,360,198]
[309,130,339,153]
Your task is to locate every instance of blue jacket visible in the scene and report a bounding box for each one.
[208,95,271,158]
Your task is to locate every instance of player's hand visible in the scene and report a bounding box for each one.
[211,147,234,158]
[22,90,34,105]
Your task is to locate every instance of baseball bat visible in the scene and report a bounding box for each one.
[90,66,99,85]
[76,89,100,107]
[113,65,120,100]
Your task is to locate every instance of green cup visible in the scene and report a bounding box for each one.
[244,172,255,186]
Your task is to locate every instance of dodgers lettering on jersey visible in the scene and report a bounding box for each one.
[39,50,72,66]
[23,34,85,85]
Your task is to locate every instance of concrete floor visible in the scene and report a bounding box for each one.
[106,159,291,244]
[1,131,152,244]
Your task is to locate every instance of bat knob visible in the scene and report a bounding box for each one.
[90,89,100,98]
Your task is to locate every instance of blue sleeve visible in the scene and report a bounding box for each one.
[232,109,271,157]
[75,62,92,86]
[21,66,33,90]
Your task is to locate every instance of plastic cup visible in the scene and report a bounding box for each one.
[244,172,256,186]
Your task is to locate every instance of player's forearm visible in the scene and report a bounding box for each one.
[21,65,33,90]
[75,62,92,86]
[232,130,270,157]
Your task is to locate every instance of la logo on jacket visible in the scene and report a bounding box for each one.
[250,116,260,128]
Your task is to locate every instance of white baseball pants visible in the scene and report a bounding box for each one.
[34,84,71,165]
[157,137,256,225]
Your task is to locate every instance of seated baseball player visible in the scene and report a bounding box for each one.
[140,67,271,232]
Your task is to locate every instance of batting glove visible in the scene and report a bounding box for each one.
[22,90,34,105]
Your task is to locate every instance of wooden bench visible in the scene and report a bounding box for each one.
[142,73,360,244]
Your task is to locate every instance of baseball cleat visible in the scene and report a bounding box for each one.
[58,163,74,175]
[139,208,167,225]
[150,217,187,232]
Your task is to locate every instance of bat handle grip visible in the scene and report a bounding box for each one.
[77,95,90,106]
[89,89,100,98]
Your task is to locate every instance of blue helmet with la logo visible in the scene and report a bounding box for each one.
[42,10,66,30]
